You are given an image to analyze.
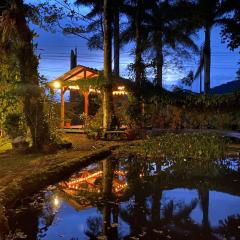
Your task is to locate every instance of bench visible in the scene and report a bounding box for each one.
[103,130,128,140]
[100,128,137,141]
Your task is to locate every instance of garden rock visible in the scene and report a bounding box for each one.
[12,136,29,152]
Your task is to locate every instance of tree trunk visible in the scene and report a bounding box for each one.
[102,159,112,237]
[13,0,50,150]
[152,183,162,225]
[102,157,116,238]
[102,158,114,199]
[103,0,114,130]
[198,187,210,236]
[204,26,211,94]
[155,31,163,88]
[134,0,145,115]
[113,4,120,78]
[135,0,143,88]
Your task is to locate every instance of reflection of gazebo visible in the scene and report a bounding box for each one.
[59,167,127,194]
[49,65,131,128]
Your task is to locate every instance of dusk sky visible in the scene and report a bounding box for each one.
[30,1,240,92]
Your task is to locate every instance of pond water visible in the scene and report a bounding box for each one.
[5,157,240,240]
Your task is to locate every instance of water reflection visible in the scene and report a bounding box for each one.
[5,156,240,240]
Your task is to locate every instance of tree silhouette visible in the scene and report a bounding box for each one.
[144,0,198,88]
[194,0,239,93]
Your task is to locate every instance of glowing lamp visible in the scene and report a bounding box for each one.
[53,81,61,89]
[53,197,60,206]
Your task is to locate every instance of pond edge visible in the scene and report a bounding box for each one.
[0,144,120,238]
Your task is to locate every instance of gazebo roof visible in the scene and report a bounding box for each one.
[50,65,134,91]
[53,65,99,83]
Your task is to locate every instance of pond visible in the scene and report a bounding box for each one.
[5,156,240,240]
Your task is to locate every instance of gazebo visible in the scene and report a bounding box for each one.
[49,65,131,128]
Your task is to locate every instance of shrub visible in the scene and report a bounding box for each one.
[82,110,103,139]
[4,113,26,139]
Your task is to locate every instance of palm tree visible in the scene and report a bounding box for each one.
[221,8,240,51]
[144,0,198,88]
[194,0,239,93]
[0,0,50,149]
[76,0,114,129]
[112,0,120,78]
[75,0,103,50]
[122,0,150,88]
[75,0,123,78]
[102,0,114,130]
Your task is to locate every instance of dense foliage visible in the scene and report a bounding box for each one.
[221,9,240,51]
[117,133,226,160]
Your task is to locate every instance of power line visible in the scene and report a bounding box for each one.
[53,0,94,25]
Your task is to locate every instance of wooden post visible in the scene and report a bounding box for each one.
[141,101,145,115]
[60,87,65,128]
[83,92,89,115]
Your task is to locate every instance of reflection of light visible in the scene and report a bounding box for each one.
[67,171,103,185]
[67,170,127,186]
[115,183,128,192]
[63,169,128,194]
[53,81,61,89]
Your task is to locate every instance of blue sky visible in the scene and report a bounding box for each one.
[30,1,239,92]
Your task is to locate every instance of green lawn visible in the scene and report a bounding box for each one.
[0,135,116,191]
[0,138,12,154]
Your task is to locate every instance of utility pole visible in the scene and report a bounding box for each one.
[200,46,203,94]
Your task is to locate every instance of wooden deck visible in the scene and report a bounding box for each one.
[58,125,86,133]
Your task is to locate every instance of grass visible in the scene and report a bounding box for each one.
[0,134,119,191]
[0,138,12,154]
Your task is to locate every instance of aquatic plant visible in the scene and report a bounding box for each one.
[117,133,226,161]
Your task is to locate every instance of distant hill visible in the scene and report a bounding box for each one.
[210,80,240,94]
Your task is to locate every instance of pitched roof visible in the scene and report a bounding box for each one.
[52,65,99,82]
[50,65,134,89]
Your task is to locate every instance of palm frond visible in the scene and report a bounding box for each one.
[215,0,240,18]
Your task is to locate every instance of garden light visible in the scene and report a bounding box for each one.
[53,81,61,89]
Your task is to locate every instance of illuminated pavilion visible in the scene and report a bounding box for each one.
[49,64,133,128]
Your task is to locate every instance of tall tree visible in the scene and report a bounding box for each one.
[102,0,114,130]
[113,1,120,78]
[144,0,198,88]
[0,0,50,149]
[123,0,150,88]
[75,0,122,78]
[194,0,239,93]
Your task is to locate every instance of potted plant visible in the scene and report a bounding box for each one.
[65,119,71,128]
